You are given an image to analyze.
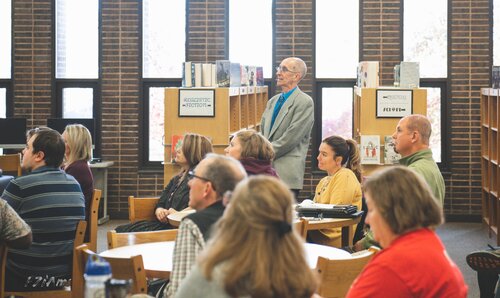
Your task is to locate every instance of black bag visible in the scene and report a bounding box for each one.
[296,204,361,218]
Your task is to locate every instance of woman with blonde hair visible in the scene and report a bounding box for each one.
[116,133,213,232]
[347,166,467,297]
[308,135,362,247]
[175,176,317,298]
[224,129,278,177]
[62,124,94,220]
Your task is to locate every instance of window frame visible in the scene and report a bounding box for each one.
[52,0,102,158]
[139,0,188,171]
[0,80,13,117]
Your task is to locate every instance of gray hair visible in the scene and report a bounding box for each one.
[202,153,247,199]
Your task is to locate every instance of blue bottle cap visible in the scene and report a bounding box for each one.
[85,254,111,276]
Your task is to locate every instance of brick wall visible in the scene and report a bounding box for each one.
[10,0,489,219]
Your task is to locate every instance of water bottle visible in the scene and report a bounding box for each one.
[84,254,112,298]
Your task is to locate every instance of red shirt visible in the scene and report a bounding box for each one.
[347,228,467,298]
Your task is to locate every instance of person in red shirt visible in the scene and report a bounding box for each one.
[347,166,468,298]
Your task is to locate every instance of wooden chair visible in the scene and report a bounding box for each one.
[128,196,159,222]
[315,247,378,298]
[0,153,22,176]
[1,220,87,298]
[107,229,178,249]
[294,217,308,240]
[87,189,102,252]
[73,244,148,297]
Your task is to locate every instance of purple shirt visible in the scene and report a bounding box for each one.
[65,160,94,220]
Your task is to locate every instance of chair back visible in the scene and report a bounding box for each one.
[128,196,159,222]
[1,220,87,298]
[316,248,376,298]
[74,244,147,296]
[294,218,308,240]
[107,229,178,249]
[0,153,22,176]
[87,189,102,252]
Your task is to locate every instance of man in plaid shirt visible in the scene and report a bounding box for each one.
[164,154,247,298]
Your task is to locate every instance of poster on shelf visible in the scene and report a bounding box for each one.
[178,89,215,117]
[360,135,380,165]
[171,135,184,163]
[384,135,401,164]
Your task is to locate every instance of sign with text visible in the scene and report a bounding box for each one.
[376,89,413,118]
[178,89,215,117]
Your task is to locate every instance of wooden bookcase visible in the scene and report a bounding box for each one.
[353,87,427,176]
[481,88,500,244]
[163,86,268,185]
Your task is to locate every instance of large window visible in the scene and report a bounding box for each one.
[55,0,100,155]
[314,0,359,169]
[494,0,500,65]
[141,0,186,167]
[229,0,273,78]
[0,0,12,118]
[404,0,447,165]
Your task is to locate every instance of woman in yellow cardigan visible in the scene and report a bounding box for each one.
[308,135,362,247]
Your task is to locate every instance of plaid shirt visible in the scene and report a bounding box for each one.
[164,218,206,298]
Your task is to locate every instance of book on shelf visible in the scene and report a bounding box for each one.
[240,65,248,87]
[247,66,257,87]
[202,63,212,87]
[211,64,216,87]
[256,67,264,86]
[230,63,241,87]
[360,135,380,165]
[182,61,193,88]
[357,61,379,88]
[194,63,202,87]
[216,60,230,87]
[399,61,420,88]
[493,66,500,89]
[171,135,184,163]
[384,135,401,164]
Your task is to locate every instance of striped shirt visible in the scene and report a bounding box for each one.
[2,166,85,286]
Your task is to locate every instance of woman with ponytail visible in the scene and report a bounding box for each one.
[308,135,362,247]
[175,176,317,298]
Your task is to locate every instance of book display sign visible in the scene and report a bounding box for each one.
[376,89,413,118]
[178,89,215,117]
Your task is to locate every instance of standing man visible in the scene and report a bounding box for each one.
[164,154,247,297]
[392,114,445,205]
[2,128,85,291]
[261,57,314,198]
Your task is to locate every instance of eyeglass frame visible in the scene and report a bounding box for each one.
[275,65,300,73]
[187,170,216,191]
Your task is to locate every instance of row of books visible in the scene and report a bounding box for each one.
[356,61,420,89]
[360,135,401,165]
[182,61,264,88]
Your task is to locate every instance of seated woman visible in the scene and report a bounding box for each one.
[175,176,317,298]
[62,124,94,221]
[224,129,278,177]
[116,133,213,232]
[347,167,467,298]
[308,135,362,247]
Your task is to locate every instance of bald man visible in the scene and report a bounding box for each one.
[260,57,314,198]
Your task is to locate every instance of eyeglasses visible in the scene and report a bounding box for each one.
[187,170,216,190]
[276,66,300,73]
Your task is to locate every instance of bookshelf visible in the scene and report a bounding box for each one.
[163,86,268,185]
[481,88,500,244]
[353,87,427,176]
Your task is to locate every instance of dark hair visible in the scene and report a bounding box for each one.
[31,129,66,167]
[322,135,362,182]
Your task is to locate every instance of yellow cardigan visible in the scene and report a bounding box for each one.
[308,167,362,247]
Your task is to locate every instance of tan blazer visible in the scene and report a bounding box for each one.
[261,87,314,189]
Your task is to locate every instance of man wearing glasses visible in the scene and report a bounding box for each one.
[261,57,314,199]
[164,154,247,298]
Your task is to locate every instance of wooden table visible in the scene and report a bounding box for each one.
[99,241,351,279]
[303,216,362,247]
[168,210,361,247]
